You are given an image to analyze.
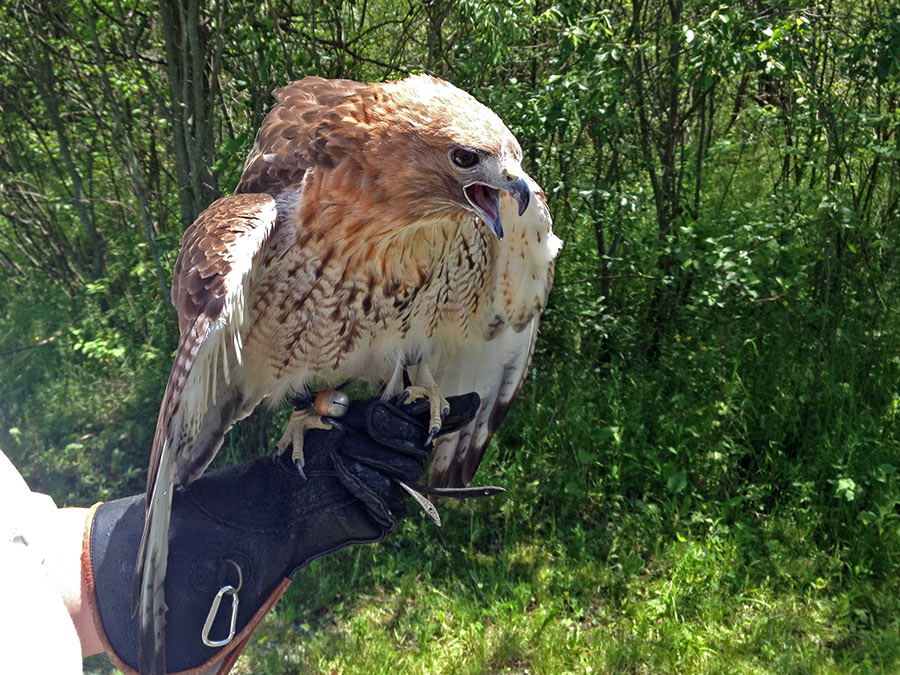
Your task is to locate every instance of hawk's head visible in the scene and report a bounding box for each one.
[369,75,531,240]
[238,74,533,240]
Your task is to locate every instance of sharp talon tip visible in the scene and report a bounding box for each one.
[441,406,450,420]
[271,447,280,460]
[294,460,307,479]
[325,418,345,431]
[397,391,409,405]
[426,426,439,446]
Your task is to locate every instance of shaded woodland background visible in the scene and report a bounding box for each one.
[2,0,900,671]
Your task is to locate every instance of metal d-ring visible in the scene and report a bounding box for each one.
[201,558,243,648]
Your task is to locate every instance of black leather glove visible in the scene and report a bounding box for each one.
[82,393,495,675]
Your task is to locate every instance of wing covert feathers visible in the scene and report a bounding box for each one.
[145,193,278,499]
[236,77,370,196]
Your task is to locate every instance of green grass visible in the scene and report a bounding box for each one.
[224,496,899,673]
[225,329,899,674]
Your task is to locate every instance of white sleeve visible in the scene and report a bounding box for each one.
[0,451,83,674]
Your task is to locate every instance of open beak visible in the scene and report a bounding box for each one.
[464,177,530,240]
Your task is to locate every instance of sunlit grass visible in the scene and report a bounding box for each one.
[35,266,900,675]
[228,492,899,674]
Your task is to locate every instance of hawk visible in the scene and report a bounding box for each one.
[135,74,561,673]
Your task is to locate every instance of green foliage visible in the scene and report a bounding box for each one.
[4,0,900,671]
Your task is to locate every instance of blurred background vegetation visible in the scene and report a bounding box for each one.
[2,0,899,671]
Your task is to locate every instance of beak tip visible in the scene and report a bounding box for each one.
[506,176,530,217]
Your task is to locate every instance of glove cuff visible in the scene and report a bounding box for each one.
[82,503,119,669]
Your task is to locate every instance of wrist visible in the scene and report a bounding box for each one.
[38,505,102,658]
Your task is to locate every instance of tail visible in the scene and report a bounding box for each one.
[131,315,240,673]
[131,318,206,674]
[132,438,176,674]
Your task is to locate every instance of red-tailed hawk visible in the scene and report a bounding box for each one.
[135,75,560,673]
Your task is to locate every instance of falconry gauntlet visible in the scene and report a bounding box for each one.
[83,393,489,674]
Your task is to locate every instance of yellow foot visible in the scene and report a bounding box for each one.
[400,363,449,444]
[273,407,333,475]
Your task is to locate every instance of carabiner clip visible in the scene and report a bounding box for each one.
[201,559,242,647]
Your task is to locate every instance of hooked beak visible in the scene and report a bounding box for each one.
[463,176,530,240]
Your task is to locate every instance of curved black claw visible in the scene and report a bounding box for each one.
[271,446,282,461]
[294,459,307,480]
[323,417,345,432]
[441,406,450,422]
[425,425,440,447]
[397,390,410,406]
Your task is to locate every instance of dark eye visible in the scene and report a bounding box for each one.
[451,148,479,168]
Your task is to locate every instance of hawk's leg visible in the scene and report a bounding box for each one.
[273,389,349,476]
[273,407,333,476]
[400,362,450,445]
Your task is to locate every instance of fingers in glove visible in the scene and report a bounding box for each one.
[330,449,403,529]
[340,427,429,479]
[365,393,481,454]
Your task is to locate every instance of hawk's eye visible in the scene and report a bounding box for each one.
[451,148,479,168]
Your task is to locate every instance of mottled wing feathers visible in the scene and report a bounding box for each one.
[236,77,371,196]
[135,193,278,674]
[145,193,279,498]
